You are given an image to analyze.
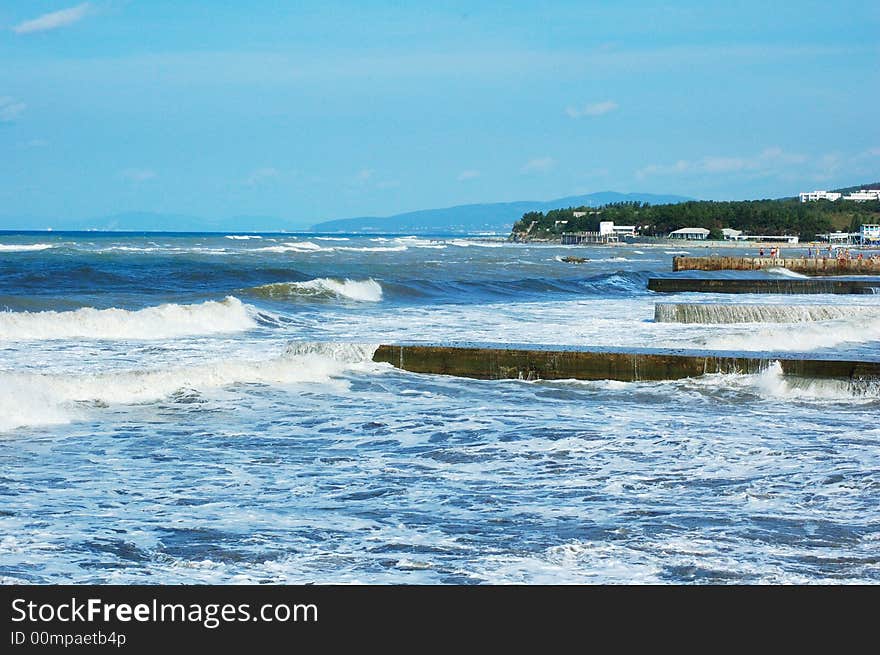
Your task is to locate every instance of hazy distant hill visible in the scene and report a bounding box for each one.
[311,192,692,233]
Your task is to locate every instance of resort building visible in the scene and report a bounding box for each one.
[842,189,880,202]
[799,190,841,203]
[721,228,743,240]
[668,227,709,240]
[800,189,880,203]
[600,221,637,238]
[861,224,880,244]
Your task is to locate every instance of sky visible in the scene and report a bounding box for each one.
[1,1,879,228]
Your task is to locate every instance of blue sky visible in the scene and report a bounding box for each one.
[2,1,878,227]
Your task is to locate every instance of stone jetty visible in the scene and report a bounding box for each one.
[647,277,879,294]
[373,343,880,383]
[673,255,880,275]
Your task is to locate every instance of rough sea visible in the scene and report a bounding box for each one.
[1,232,879,584]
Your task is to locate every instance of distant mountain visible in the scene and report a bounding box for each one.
[311,192,693,233]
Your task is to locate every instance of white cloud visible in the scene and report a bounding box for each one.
[566,100,619,118]
[457,170,480,181]
[521,157,555,174]
[23,138,49,148]
[120,168,157,183]
[13,3,92,34]
[353,169,374,184]
[245,167,281,186]
[636,148,809,179]
[0,97,26,122]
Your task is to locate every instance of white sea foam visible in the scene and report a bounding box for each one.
[0,243,54,252]
[248,278,383,302]
[447,239,506,248]
[225,235,263,240]
[256,241,323,253]
[0,297,257,341]
[750,362,880,402]
[696,316,880,351]
[0,343,380,431]
[767,267,808,278]
[655,303,880,324]
[333,245,408,252]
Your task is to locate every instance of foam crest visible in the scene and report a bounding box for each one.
[0,343,379,431]
[225,235,263,240]
[255,241,323,253]
[247,278,383,302]
[751,361,880,401]
[0,297,257,341]
[767,267,809,278]
[655,303,880,324]
[696,316,880,351]
[0,243,54,252]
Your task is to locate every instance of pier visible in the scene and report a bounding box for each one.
[373,343,880,383]
[672,255,880,275]
[647,277,880,294]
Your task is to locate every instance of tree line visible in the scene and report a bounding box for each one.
[511,199,880,241]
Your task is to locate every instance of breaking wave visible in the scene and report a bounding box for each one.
[767,267,809,278]
[225,235,263,240]
[695,316,880,351]
[246,278,383,302]
[655,303,880,324]
[0,297,258,341]
[0,243,54,252]
[0,342,379,431]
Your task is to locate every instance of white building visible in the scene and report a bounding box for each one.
[668,227,710,240]
[842,189,880,202]
[721,228,743,240]
[861,224,880,244]
[599,221,637,238]
[800,190,841,202]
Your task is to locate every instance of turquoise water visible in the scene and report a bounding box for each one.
[1,232,878,583]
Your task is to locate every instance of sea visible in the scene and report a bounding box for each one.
[1,231,879,584]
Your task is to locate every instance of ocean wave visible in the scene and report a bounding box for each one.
[246,278,383,302]
[695,316,880,351]
[767,267,808,278]
[0,243,54,252]
[225,235,263,240]
[0,343,379,431]
[255,241,323,253]
[0,297,258,341]
[447,239,506,248]
[551,362,880,403]
[654,303,880,324]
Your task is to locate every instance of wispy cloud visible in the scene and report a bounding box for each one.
[521,157,555,174]
[245,167,281,187]
[13,3,92,34]
[565,100,619,118]
[0,97,26,122]
[457,170,480,181]
[636,148,808,179]
[119,168,157,183]
[353,169,374,185]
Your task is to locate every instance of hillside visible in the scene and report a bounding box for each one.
[512,191,880,242]
[310,192,692,233]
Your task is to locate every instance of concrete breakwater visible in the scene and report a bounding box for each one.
[647,277,880,294]
[673,256,880,275]
[373,343,880,382]
[654,303,880,324]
